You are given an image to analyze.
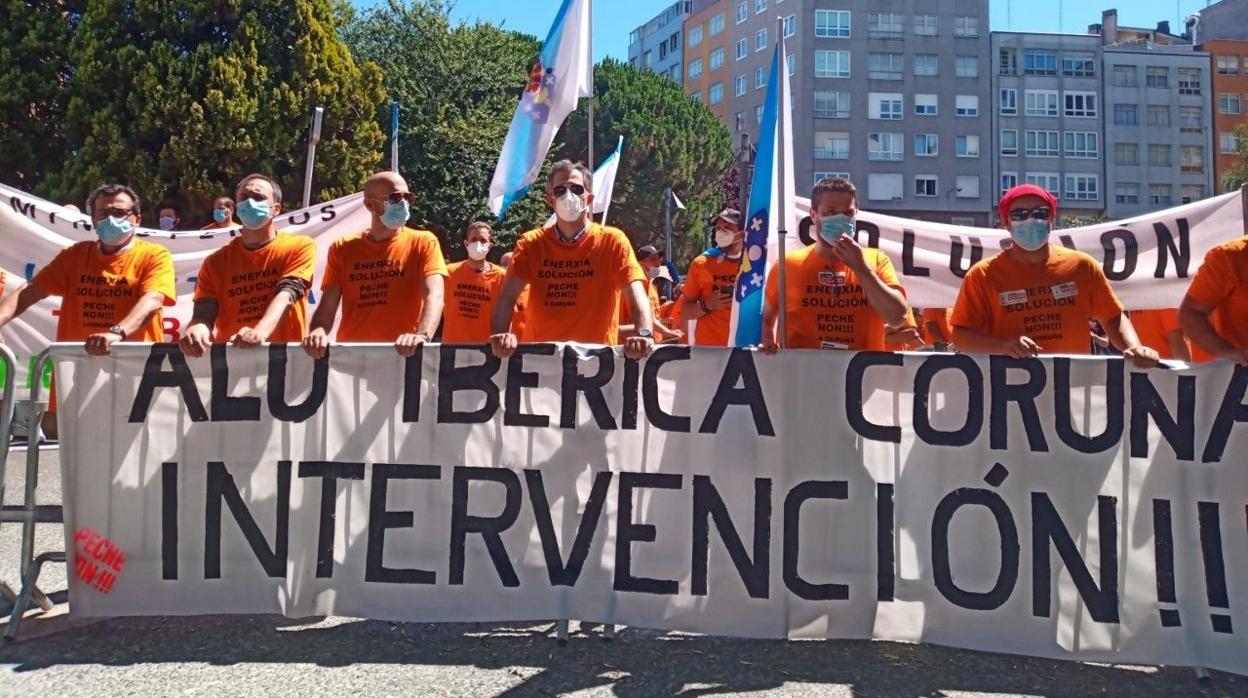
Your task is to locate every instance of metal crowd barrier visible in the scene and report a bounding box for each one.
[1,348,64,641]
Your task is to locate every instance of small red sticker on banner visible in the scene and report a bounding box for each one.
[73,525,125,594]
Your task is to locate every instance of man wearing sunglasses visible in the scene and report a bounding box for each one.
[488,160,653,360]
[951,184,1159,367]
[182,174,316,358]
[303,171,447,359]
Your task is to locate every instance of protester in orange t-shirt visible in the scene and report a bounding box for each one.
[201,196,236,230]
[620,245,683,342]
[1128,309,1190,361]
[0,184,176,437]
[182,174,316,358]
[762,178,909,352]
[682,208,744,346]
[489,161,653,360]
[951,184,1159,367]
[441,221,505,344]
[1179,235,1248,365]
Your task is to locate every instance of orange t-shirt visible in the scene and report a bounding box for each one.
[1185,236,1248,362]
[1128,309,1185,360]
[511,284,530,340]
[442,260,505,343]
[764,245,905,351]
[951,246,1124,355]
[658,299,682,326]
[683,254,741,346]
[922,307,954,344]
[195,231,316,343]
[34,239,176,341]
[507,224,645,345]
[322,228,448,342]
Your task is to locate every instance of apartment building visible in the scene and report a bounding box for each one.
[627,1,693,84]
[684,0,733,121]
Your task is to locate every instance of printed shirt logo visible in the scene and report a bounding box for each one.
[999,289,1028,306]
[1051,282,1079,300]
[818,271,846,287]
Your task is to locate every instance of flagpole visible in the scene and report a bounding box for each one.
[587,0,595,193]
[774,18,789,349]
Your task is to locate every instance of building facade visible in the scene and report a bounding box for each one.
[684,0,733,121]
[1191,0,1248,43]
[627,1,693,84]
[1204,39,1248,193]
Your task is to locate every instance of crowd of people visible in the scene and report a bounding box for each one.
[0,161,1246,439]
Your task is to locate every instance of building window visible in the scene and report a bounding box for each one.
[1149,184,1172,206]
[955,176,980,199]
[815,172,852,185]
[1062,53,1096,78]
[1114,143,1139,165]
[710,48,724,70]
[671,32,680,50]
[736,38,748,60]
[869,53,904,80]
[914,133,939,156]
[754,66,766,88]
[755,104,764,124]
[867,173,903,201]
[915,176,938,197]
[709,12,724,36]
[709,82,724,104]
[1064,92,1097,118]
[755,28,767,51]
[1181,185,1204,204]
[688,25,703,48]
[955,95,979,117]
[1149,144,1171,166]
[1024,90,1059,117]
[1180,145,1204,173]
[1115,183,1139,205]
[691,90,702,104]
[954,16,978,37]
[1177,68,1201,95]
[787,53,795,76]
[955,56,979,78]
[868,12,904,38]
[755,0,767,14]
[1000,172,1019,196]
[999,88,1017,115]
[1216,55,1240,75]
[1112,65,1137,87]
[736,2,748,24]
[814,90,851,118]
[814,131,850,159]
[951,216,977,225]
[735,74,747,96]
[1064,132,1099,159]
[956,135,980,157]
[999,48,1017,75]
[644,50,653,67]
[867,132,904,161]
[815,50,850,78]
[783,15,796,38]
[815,10,850,38]
[688,58,703,81]
[1179,106,1203,132]
[914,15,937,36]
[1221,132,1242,154]
[1146,105,1170,126]
[1219,93,1242,115]
[1000,129,1018,156]
[914,93,937,116]
[1025,173,1060,197]
[1145,66,1168,87]
[1023,50,1057,76]
[913,54,938,77]
[660,40,668,60]
[1113,104,1138,125]
[1024,130,1059,157]
[869,93,903,120]
[1064,175,1099,202]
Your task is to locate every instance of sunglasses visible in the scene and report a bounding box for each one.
[96,207,136,219]
[370,191,415,204]
[553,184,586,197]
[1008,207,1053,222]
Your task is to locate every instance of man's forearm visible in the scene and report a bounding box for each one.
[252,290,296,338]
[113,292,166,335]
[858,272,907,327]
[951,326,1004,354]
[189,298,219,331]
[416,278,444,336]
[1103,314,1142,352]
[491,277,524,334]
[1179,307,1235,357]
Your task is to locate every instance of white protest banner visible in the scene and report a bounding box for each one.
[54,344,1248,675]
[0,183,369,384]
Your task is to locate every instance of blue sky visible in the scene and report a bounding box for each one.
[360,0,1219,61]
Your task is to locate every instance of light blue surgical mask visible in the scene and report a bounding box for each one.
[236,198,272,230]
[1009,219,1050,251]
[212,208,230,224]
[818,214,855,244]
[381,199,410,229]
[94,216,133,246]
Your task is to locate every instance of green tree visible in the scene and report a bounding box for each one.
[562,58,735,266]
[342,0,550,257]
[6,0,385,221]
[1220,123,1248,193]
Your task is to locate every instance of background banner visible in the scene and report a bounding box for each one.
[53,344,1248,675]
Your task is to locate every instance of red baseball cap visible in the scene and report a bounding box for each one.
[998,184,1058,226]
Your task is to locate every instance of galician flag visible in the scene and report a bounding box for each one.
[729,36,796,347]
[592,135,624,221]
[489,0,593,218]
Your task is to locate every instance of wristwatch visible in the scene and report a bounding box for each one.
[108,324,127,340]
[637,328,654,339]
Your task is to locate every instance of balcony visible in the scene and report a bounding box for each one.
[814,148,849,160]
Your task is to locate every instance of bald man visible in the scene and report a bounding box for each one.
[303,171,447,358]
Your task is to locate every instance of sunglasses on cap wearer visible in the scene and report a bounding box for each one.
[95,207,137,219]
[553,184,586,197]
[369,191,415,204]
[1007,206,1053,222]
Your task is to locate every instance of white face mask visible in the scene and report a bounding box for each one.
[466,241,490,261]
[715,228,737,249]
[645,266,661,279]
[555,192,586,223]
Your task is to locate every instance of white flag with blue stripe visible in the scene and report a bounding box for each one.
[488,0,592,218]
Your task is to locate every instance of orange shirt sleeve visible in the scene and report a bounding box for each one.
[509,231,539,285]
[32,246,74,297]
[685,258,710,303]
[1086,260,1125,322]
[873,250,904,292]
[417,233,449,279]
[321,240,344,291]
[612,231,646,288]
[950,265,994,334]
[139,245,177,305]
[282,236,317,283]
[1186,245,1235,309]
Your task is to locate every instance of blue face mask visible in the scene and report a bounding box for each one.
[818,214,855,244]
[1009,219,1050,251]
[94,216,133,246]
[236,198,272,230]
[212,208,230,224]
[381,200,410,229]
